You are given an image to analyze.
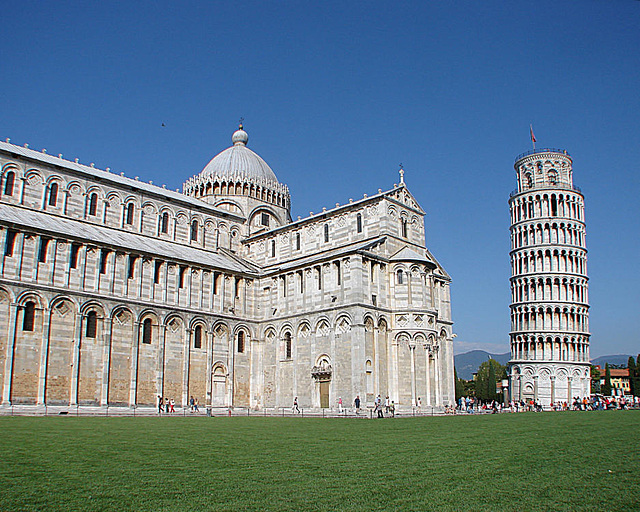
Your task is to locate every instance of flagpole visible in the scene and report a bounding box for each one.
[530,124,536,151]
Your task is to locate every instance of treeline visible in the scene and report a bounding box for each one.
[455,359,507,401]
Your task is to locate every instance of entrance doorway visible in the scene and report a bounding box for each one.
[319,380,330,408]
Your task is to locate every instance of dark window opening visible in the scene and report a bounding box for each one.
[142,318,152,344]
[179,265,187,288]
[99,250,109,274]
[296,232,301,250]
[86,311,97,338]
[23,301,35,331]
[70,243,80,269]
[356,213,362,233]
[397,269,404,285]
[125,203,134,225]
[89,193,98,216]
[324,224,329,243]
[154,260,162,284]
[237,330,245,353]
[128,255,138,279]
[48,183,58,207]
[190,220,198,241]
[213,272,219,294]
[160,212,169,234]
[401,219,408,238]
[271,240,276,258]
[38,238,50,263]
[4,171,15,196]
[336,261,341,286]
[4,230,17,257]
[285,332,292,359]
[551,196,558,217]
[261,212,270,227]
[194,325,203,349]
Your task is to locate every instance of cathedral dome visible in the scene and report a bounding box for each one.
[198,125,278,184]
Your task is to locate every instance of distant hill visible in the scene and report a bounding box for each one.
[591,354,634,368]
[454,350,510,380]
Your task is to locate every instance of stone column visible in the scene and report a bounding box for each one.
[128,321,140,407]
[550,376,556,405]
[182,328,192,408]
[70,312,83,405]
[533,375,539,402]
[37,307,52,405]
[100,317,113,406]
[409,344,416,407]
[157,324,167,399]
[434,346,442,406]
[206,330,213,406]
[425,347,432,406]
[567,376,572,403]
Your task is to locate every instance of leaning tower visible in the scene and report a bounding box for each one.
[508,148,590,407]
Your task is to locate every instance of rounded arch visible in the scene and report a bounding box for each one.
[24,169,44,184]
[141,200,159,215]
[138,309,160,324]
[315,353,332,367]
[214,199,245,216]
[189,316,209,331]
[16,290,45,308]
[0,286,15,303]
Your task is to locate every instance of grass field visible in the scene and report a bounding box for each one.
[1,411,638,511]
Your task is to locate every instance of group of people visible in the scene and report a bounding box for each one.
[157,396,200,414]
[373,395,396,417]
[157,396,176,414]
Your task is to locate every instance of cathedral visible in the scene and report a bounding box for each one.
[0,125,454,412]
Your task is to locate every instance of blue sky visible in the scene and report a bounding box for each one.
[1,1,638,357]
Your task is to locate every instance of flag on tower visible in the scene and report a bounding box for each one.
[530,124,536,147]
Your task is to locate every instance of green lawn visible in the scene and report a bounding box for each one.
[0,412,638,511]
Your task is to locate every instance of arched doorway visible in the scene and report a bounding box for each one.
[312,355,332,408]
[211,364,228,407]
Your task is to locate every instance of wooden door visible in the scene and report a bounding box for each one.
[320,381,329,408]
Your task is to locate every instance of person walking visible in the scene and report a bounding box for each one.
[292,396,300,414]
[194,398,199,413]
[157,395,163,414]
[338,397,343,413]
[170,398,175,413]
[384,396,390,414]
[189,396,195,413]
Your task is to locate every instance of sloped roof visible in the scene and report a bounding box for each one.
[390,246,432,263]
[0,140,242,221]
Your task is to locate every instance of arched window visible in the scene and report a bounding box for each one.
[237,330,245,353]
[190,220,198,241]
[86,311,97,338]
[366,360,373,395]
[4,171,15,196]
[285,332,292,359]
[397,269,404,285]
[296,232,301,250]
[401,218,408,238]
[160,212,169,234]
[271,240,276,258]
[142,318,152,344]
[356,213,362,233]
[23,301,35,331]
[125,203,134,225]
[194,325,203,349]
[324,224,329,243]
[48,183,58,207]
[88,193,98,216]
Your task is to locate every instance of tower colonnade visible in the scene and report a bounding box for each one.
[508,149,590,406]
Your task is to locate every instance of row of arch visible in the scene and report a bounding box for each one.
[510,335,590,363]
[186,176,290,210]
[510,277,588,304]
[510,191,583,223]
[510,248,587,276]
[510,221,586,249]
[0,164,243,251]
[510,305,589,333]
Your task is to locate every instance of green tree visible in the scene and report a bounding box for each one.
[454,367,464,400]
[475,359,506,401]
[590,365,601,394]
[602,363,612,396]
[628,357,636,396]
